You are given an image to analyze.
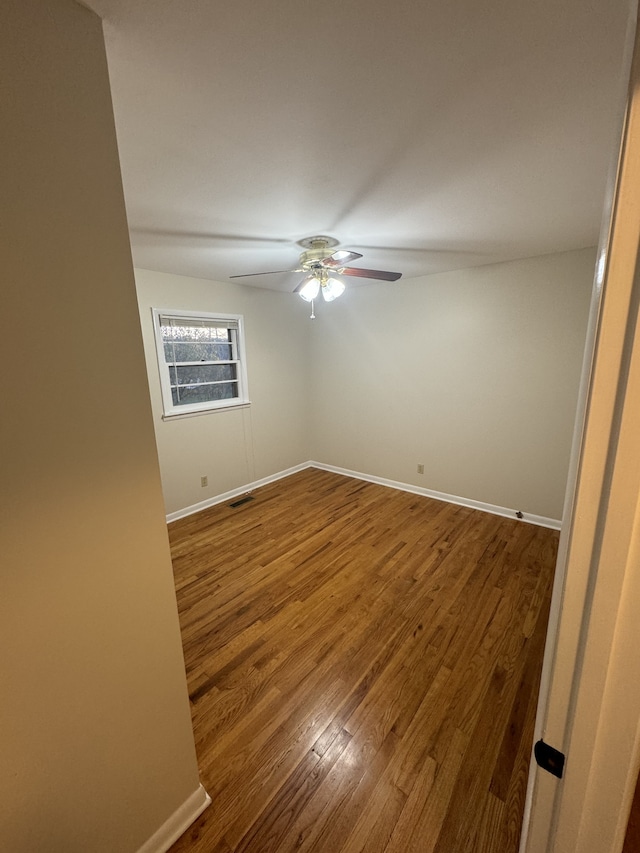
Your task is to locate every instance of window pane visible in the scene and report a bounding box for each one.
[161,324,231,343]
[155,311,246,415]
[163,341,232,363]
[169,364,237,385]
[171,382,238,406]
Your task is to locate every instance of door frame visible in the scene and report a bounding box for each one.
[521,7,640,851]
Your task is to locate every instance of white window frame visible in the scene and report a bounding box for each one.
[152,308,250,418]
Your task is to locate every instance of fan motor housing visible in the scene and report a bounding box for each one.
[297,236,339,269]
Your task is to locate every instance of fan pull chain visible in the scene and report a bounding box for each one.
[310,299,316,319]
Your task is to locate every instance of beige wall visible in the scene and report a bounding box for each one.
[1,2,201,851]
[137,250,595,523]
[309,248,596,520]
[135,269,311,515]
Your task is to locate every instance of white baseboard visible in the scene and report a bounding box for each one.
[166,460,561,530]
[136,784,211,853]
[308,461,562,531]
[166,462,311,522]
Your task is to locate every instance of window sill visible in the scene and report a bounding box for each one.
[161,401,252,421]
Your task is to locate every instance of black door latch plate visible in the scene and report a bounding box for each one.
[534,739,565,779]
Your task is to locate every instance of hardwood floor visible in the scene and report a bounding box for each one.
[167,468,558,853]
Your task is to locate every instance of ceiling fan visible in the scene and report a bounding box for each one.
[230,236,402,303]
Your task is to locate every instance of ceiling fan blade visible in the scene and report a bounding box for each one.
[322,249,363,267]
[230,268,303,279]
[339,267,402,281]
[130,228,290,246]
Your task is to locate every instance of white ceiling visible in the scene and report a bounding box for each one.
[86,0,631,291]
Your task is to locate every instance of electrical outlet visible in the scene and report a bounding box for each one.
[201,476,208,488]
[417,464,424,475]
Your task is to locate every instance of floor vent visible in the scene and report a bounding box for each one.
[229,495,254,508]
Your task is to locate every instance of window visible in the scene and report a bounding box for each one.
[152,309,249,417]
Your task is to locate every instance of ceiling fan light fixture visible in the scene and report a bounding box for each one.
[298,276,320,302]
[321,277,346,302]
[231,237,400,310]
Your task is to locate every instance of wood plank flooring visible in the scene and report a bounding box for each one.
[167,468,558,853]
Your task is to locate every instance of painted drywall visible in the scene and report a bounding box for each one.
[137,250,594,522]
[308,248,596,520]
[135,269,311,515]
[1,2,201,851]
